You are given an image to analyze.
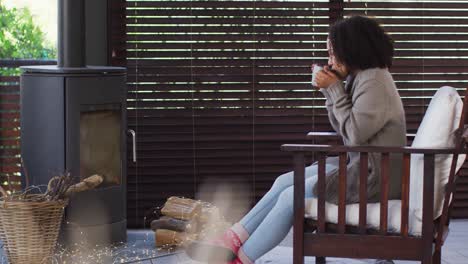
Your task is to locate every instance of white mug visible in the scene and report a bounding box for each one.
[311,64,323,87]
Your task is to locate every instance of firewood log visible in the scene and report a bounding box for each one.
[65,174,104,197]
[151,216,198,233]
[155,229,191,247]
[161,196,202,220]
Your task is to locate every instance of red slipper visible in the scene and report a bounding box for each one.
[185,229,242,263]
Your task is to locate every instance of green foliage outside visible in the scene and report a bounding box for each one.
[0,0,56,75]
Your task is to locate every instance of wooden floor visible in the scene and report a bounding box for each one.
[129,219,468,264]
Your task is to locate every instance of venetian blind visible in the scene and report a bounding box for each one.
[0,64,21,194]
[122,0,468,226]
[125,0,332,227]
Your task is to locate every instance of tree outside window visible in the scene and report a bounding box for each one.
[0,0,56,74]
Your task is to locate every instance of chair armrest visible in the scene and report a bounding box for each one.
[281,144,461,155]
[307,132,416,140]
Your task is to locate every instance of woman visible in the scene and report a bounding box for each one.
[187,15,406,264]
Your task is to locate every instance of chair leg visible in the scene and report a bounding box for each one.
[316,256,326,264]
[422,255,433,264]
[432,249,441,264]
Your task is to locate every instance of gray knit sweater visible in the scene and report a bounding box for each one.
[312,68,407,204]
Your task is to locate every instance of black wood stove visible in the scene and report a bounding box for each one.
[20,0,127,245]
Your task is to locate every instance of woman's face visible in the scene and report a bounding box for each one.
[327,38,349,79]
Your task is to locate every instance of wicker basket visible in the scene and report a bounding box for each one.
[0,195,67,264]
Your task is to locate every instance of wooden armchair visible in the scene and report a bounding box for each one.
[281,88,468,264]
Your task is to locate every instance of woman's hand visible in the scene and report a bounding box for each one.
[330,64,348,80]
[315,66,341,89]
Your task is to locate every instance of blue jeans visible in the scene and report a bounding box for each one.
[238,163,337,261]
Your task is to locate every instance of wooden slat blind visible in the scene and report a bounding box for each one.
[119,0,468,226]
[343,0,468,219]
[125,0,331,226]
[0,68,21,194]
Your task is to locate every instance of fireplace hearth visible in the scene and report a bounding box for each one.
[20,0,127,245]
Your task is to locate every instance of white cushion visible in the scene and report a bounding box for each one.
[304,199,422,235]
[409,86,466,222]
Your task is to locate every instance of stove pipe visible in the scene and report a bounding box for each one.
[58,0,86,68]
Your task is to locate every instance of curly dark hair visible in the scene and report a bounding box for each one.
[328,16,394,71]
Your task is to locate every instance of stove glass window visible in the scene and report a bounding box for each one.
[80,110,121,186]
